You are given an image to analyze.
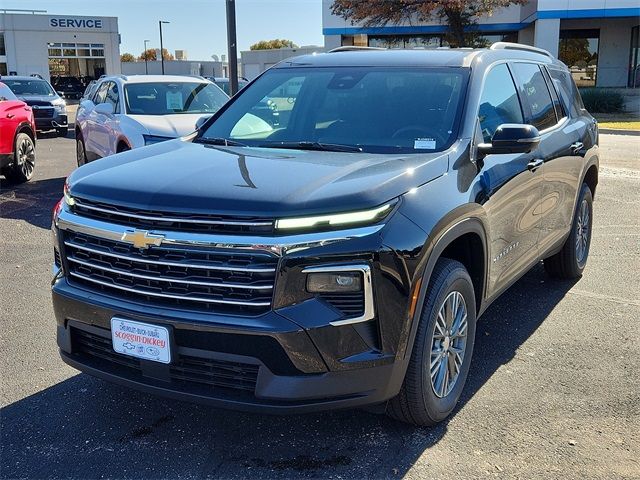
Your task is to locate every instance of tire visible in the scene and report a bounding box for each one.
[76,135,87,167]
[56,127,69,137]
[544,183,593,279]
[387,258,477,426]
[4,133,35,184]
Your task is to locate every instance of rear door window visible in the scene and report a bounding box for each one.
[478,63,524,142]
[104,82,120,113]
[511,63,558,131]
[93,81,109,104]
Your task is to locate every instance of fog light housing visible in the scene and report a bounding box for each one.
[306,272,362,293]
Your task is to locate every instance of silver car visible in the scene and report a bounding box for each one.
[74,74,229,166]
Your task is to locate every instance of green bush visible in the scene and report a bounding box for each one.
[579,88,624,113]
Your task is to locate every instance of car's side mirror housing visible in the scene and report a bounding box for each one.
[477,124,540,157]
[195,115,212,131]
[94,102,114,116]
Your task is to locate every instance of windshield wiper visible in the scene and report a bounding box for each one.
[258,141,363,153]
[195,137,248,147]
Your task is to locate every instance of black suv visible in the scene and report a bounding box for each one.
[51,43,598,426]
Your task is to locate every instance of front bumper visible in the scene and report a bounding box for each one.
[35,113,68,131]
[53,276,404,413]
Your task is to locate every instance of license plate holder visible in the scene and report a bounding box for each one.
[110,317,171,364]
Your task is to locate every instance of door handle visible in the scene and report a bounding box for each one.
[527,159,544,172]
[571,142,584,154]
[6,113,15,119]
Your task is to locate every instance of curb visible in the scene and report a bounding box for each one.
[599,128,640,136]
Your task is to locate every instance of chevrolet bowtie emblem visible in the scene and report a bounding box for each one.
[121,230,165,249]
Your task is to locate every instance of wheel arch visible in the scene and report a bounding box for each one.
[583,164,598,198]
[400,212,489,365]
[116,137,132,153]
[14,121,35,146]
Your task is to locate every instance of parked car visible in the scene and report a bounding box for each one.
[0,82,36,183]
[74,75,229,166]
[52,76,85,99]
[1,76,68,136]
[52,43,598,426]
[207,76,249,95]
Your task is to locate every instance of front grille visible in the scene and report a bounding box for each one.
[319,292,365,318]
[72,327,259,392]
[72,197,275,235]
[33,107,54,118]
[62,231,277,315]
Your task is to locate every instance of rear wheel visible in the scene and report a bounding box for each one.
[387,258,476,426]
[76,135,87,167]
[544,183,593,279]
[4,133,35,183]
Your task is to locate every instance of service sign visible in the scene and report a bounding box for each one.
[111,318,171,364]
[50,18,104,29]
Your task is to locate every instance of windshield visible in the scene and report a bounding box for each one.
[200,66,469,154]
[3,79,56,96]
[124,82,228,115]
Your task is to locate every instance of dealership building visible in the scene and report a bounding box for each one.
[323,0,640,87]
[0,11,120,80]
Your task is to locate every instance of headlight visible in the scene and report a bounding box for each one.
[63,182,75,206]
[54,104,66,113]
[143,134,174,146]
[307,271,362,293]
[275,203,393,231]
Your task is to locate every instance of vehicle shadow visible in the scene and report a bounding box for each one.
[0,264,576,479]
[0,176,65,229]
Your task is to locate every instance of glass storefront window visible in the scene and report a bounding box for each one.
[48,48,62,57]
[363,32,516,49]
[0,33,5,56]
[0,63,7,76]
[559,29,599,87]
[630,25,639,88]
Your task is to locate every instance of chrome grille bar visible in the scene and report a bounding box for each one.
[67,256,274,290]
[74,199,274,227]
[68,271,272,306]
[64,241,276,273]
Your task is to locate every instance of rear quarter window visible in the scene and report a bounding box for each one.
[547,66,584,117]
[511,63,558,131]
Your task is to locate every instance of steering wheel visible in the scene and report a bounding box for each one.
[391,125,447,147]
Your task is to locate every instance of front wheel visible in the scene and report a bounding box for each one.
[4,133,35,183]
[76,136,87,167]
[544,183,593,279]
[387,258,476,426]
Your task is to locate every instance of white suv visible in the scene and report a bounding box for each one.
[75,75,229,166]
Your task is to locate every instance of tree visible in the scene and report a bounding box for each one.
[250,39,298,50]
[138,48,174,61]
[331,0,528,48]
[120,52,136,62]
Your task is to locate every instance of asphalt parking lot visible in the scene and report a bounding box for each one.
[1,131,639,479]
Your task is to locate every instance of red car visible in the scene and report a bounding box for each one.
[0,82,36,183]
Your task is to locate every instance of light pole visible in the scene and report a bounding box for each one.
[225,0,238,95]
[158,21,170,75]
[143,39,150,74]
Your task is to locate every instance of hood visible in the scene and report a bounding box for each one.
[19,95,60,105]
[68,139,450,217]
[131,114,212,138]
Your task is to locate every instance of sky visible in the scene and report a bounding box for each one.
[3,0,324,60]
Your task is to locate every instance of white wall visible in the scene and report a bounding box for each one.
[240,46,325,80]
[121,60,225,77]
[0,13,120,80]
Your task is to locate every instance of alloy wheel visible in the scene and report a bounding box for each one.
[430,290,468,398]
[575,198,590,266]
[77,139,86,166]
[17,137,35,178]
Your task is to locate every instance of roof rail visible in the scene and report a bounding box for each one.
[328,46,386,53]
[490,42,553,59]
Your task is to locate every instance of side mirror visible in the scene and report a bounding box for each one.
[195,115,212,131]
[94,102,114,116]
[478,124,540,157]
